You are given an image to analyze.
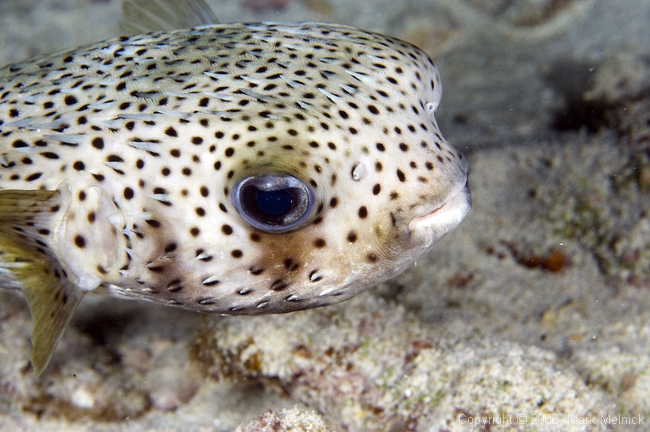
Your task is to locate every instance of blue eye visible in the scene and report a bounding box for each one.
[233,175,314,233]
[255,189,293,216]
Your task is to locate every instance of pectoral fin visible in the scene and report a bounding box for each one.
[20,257,85,377]
[0,189,84,376]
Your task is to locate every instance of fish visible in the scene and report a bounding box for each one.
[0,0,471,376]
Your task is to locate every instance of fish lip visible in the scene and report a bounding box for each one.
[408,182,472,245]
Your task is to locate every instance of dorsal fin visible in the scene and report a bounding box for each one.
[119,0,219,36]
[0,189,85,376]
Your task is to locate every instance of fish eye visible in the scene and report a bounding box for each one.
[232,175,314,233]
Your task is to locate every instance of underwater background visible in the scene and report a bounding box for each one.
[1,0,649,430]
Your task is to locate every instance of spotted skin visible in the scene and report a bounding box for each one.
[0,22,470,316]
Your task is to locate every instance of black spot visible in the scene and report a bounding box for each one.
[225,147,234,157]
[146,219,161,228]
[78,191,86,201]
[314,238,326,248]
[124,187,134,200]
[270,280,289,291]
[40,152,59,159]
[284,258,300,271]
[165,127,178,137]
[25,172,43,182]
[107,155,123,163]
[191,136,203,145]
[231,249,243,258]
[250,233,261,242]
[195,207,206,216]
[190,227,200,237]
[396,169,406,182]
[358,206,368,219]
[347,231,357,243]
[91,137,104,149]
[87,212,96,223]
[64,95,77,106]
[309,270,322,282]
[372,184,381,195]
[399,143,409,152]
[222,225,233,235]
[74,235,86,248]
[203,279,220,287]
[147,265,165,273]
[170,149,181,158]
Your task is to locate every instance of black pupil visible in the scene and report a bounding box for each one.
[255,189,293,216]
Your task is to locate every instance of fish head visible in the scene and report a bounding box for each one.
[203,52,471,313]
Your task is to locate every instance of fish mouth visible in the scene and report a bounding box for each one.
[408,181,472,246]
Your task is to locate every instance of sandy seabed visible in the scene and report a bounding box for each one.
[1,0,649,430]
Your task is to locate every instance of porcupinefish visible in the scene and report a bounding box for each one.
[0,0,471,376]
